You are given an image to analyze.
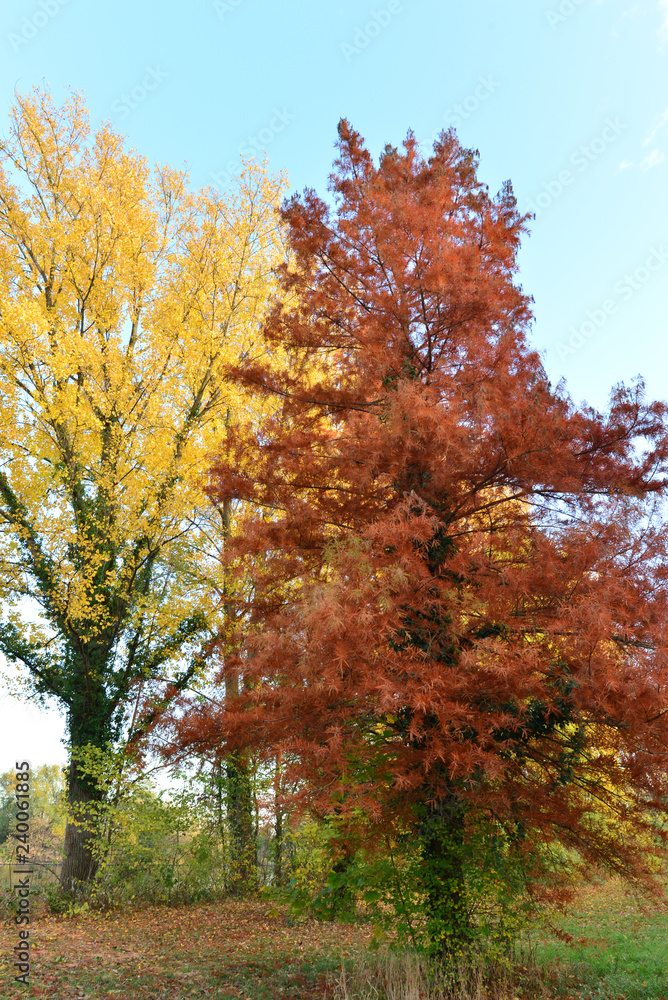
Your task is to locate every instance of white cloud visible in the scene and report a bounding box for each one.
[611,4,641,37]
[643,107,668,145]
[659,0,668,37]
[615,159,635,173]
[639,149,665,170]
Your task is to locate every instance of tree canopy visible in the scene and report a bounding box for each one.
[0,87,285,889]
[185,121,668,952]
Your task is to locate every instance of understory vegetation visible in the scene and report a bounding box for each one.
[0,879,666,999]
[1,764,667,998]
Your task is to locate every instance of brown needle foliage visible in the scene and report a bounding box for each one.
[175,122,668,950]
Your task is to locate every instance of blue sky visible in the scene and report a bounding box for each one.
[0,0,667,766]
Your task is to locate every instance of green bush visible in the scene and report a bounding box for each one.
[59,746,230,908]
[280,813,539,966]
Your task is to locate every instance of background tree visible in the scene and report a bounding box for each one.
[0,764,64,852]
[196,122,668,956]
[0,88,284,893]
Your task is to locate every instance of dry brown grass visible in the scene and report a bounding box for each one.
[334,949,517,1000]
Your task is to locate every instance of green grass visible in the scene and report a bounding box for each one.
[524,879,668,999]
[212,955,341,998]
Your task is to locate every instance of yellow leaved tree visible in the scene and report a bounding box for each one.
[0,88,285,892]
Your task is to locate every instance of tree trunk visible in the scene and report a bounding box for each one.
[60,759,103,896]
[274,799,284,888]
[222,496,257,894]
[418,791,471,958]
[273,754,285,887]
[226,749,257,893]
[329,849,356,918]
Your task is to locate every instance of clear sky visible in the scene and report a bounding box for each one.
[0,0,666,767]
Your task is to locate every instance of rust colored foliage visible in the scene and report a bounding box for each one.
[191,123,668,899]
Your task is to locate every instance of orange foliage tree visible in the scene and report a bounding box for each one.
[182,122,668,953]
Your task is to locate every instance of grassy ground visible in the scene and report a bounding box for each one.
[525,878,668,999]
[0,881,666,999]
